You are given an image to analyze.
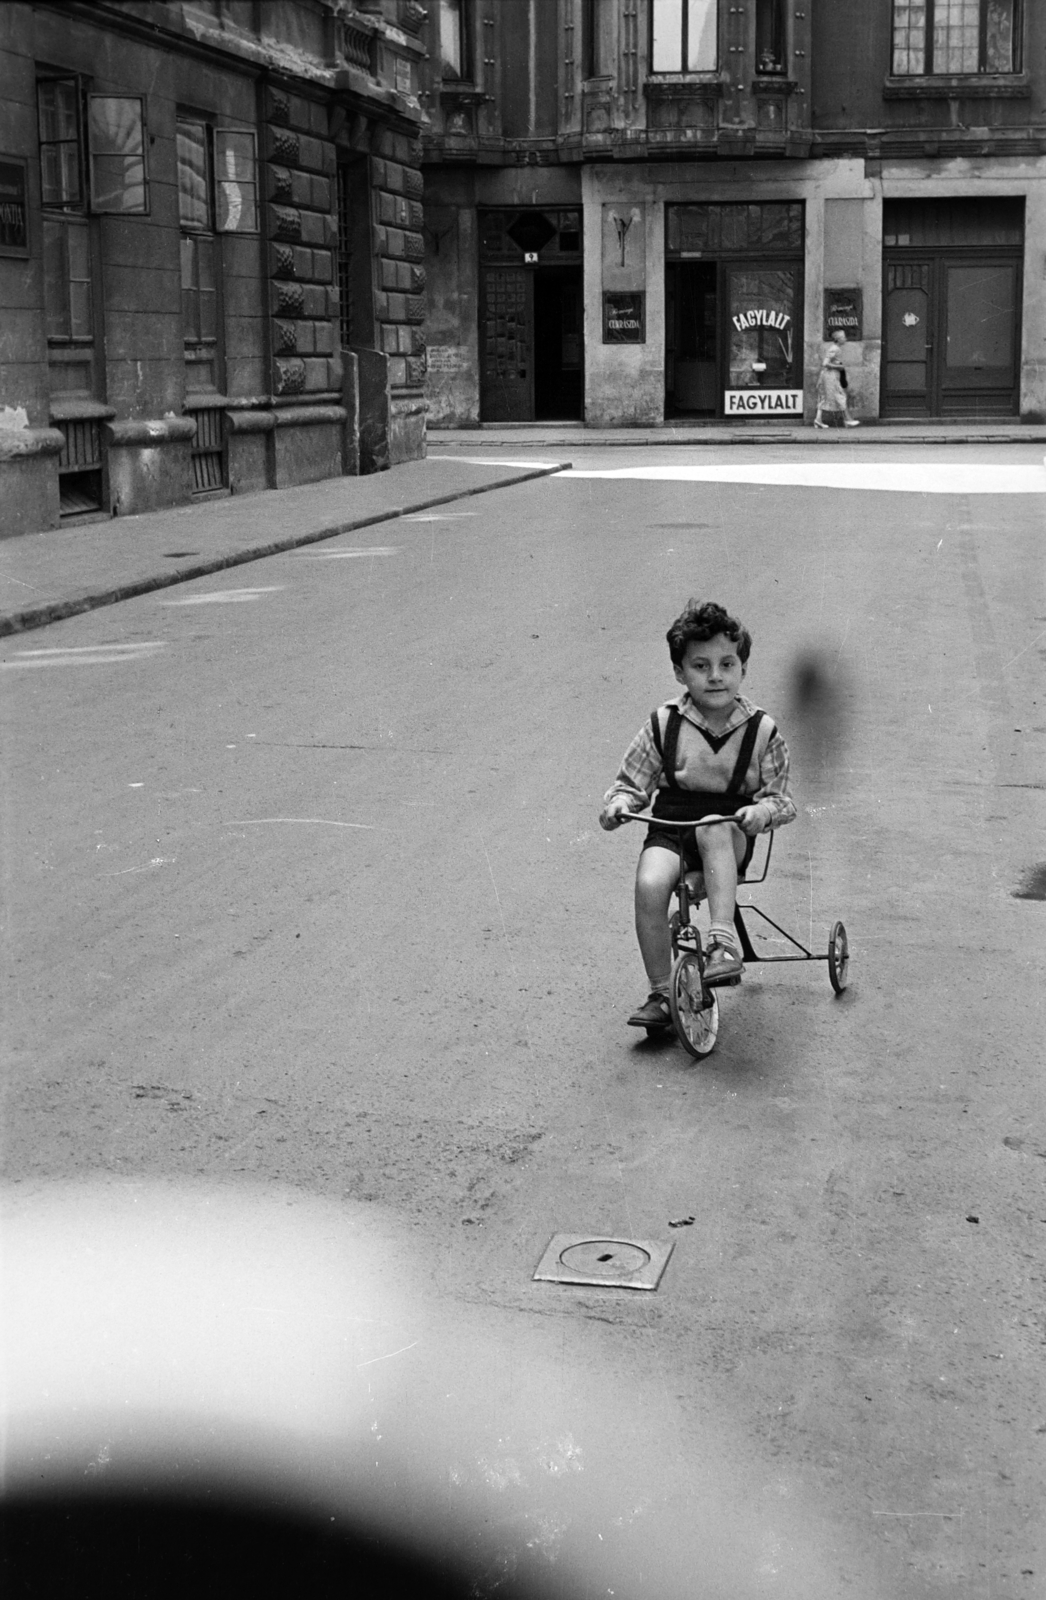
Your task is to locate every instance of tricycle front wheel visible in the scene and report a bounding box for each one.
[670,951,720,1059]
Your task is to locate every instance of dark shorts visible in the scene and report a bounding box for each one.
[642,821,755,877]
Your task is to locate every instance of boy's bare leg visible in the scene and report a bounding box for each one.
[694,821,748,931]
[634,846,681,990]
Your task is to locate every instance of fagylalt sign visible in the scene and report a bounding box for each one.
[724,389,803,415]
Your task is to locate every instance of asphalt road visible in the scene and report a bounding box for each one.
[2,444,1044,1598]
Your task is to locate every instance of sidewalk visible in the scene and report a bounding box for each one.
[431,419,1046,448]
[0,454,568,639]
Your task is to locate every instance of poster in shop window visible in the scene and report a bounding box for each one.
[0,157,29,257]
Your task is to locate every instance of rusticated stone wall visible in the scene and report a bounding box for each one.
[265,86,341,400]
[372,128,427,391]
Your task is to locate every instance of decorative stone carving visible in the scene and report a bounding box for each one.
[405,294,426,323]
[271,206,303,241]
[403,168,424,199]
[274,281,305,317]
[271,245,296,278]
[273,321,298,352]
[268,88,291,125]
[403,231,424,261]
[270,166,293,201]
[270,128,300,164]
[405,354,427,385]
[273,358,306,395]
[409,264,426,292]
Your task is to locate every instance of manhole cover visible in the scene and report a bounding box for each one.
[533,1233,673,1291]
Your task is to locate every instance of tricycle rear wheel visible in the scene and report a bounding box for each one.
[828,920,849,993]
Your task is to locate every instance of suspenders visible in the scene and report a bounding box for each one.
[650,704,768,795]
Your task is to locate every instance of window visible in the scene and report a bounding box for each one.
[651,0,717,73]
[439,0,471,79]
[583,0,611,77]
[42,217,92,341]
[38,77,84,209]
[38,78,149,212]
[180,233,217,348]
[756,0,787,74]
[892,0,1020,74]
[88,95,147,213]
[178,119,258,233]
[214,130,257,233]
[177,120,210,229]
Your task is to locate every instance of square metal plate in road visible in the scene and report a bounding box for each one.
[533,1234,674,1291]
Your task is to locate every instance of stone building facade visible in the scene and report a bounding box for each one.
[0,0,428,539]
[419,0,1046,429]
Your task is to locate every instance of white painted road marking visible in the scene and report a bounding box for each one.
[558,463,1046,494]
[428,456,565,469]
[225,817,381,830]
[1,642,166,668]
[159,587,283,605]
[287,547,399,558]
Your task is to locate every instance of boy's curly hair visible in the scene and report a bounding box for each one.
[666,599,752,667]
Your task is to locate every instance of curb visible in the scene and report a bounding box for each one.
[0,462,570,640]
[430,431,1046,449]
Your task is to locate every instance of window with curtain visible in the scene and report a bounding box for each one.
[892,0,1020,74]
[651,0,717,72]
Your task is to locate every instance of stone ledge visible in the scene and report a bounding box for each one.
[106,418,196,447]
[49,399,117,422]
[271,405,347,428]
[225,410,276,434]
[0,428,65,462]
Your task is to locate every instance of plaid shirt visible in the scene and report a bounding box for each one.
[601,692,796,828]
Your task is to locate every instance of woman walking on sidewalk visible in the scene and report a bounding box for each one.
[814,332,859,429]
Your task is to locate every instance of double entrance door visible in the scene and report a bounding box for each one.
[883,254,1021,416]
[479,264,583,422]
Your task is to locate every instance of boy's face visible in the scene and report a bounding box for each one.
[674,633,746,716]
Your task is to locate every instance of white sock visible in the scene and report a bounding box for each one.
[708,922,740,954]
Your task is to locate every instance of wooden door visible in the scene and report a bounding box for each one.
[882,259,933,415]
[480,266,533,422]
[939,259,1019,414]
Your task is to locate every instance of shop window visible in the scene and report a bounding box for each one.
[651,0,717,73]
[892,0,1020,74]
[439,0,471,79]
[42,217,92,341]
[755,0,787,75]
[88,95,147,213]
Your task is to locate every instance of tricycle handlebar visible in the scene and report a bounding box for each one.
[617,811,738,829]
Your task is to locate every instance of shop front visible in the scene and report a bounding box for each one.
[665,202,805,420]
